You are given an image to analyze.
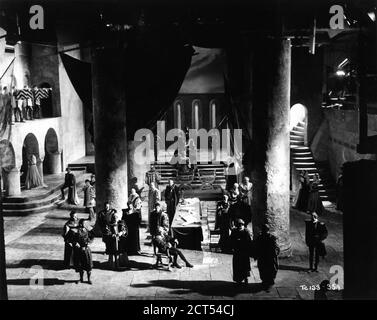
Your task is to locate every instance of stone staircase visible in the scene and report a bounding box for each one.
[290,121,336,203]
[153,162,227,191]
[2,167,87,216]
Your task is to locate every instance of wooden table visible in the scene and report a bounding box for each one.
[171,198,203,250]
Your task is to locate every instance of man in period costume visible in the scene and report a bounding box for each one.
[253,224,280,291]
[61,167,79,205]
[73,219,94,284]
[216,194,232,253]
[153,227,193,269]
[122,202,142,255]
[82,179,96,220]
[305,212,328,272]
[148,181,161,231]
[149,202,170,237]
[164,179,179,225]
[62,210,79,269]
[145,165,161,188]
[230,218,253,284]
[106,214,128,269]
[97,202,117,256]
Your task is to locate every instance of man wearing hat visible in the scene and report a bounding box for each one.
[230,218,253,284]
[305,212,328,272]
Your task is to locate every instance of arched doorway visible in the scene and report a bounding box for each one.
[44,128,61,174]
[39,82,53,118]
[290,103,308,146]
[21,133,40,185]
[0,139,16,193]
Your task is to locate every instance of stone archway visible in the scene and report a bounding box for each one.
[43,128,61,174]
[39,82,53,118]
[290,103,308,146]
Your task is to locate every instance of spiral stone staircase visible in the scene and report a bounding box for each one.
[290,121,336,203]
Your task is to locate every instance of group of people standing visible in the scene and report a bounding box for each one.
[216,176,253,253]
[0,85,51,124]
[295,171,324,215]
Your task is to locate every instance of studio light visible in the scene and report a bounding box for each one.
[368,10,376,22]
[336,70,346,77]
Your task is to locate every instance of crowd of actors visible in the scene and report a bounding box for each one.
[0,85,51,124]
[61,165,328,289]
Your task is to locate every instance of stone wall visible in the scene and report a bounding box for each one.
[57,43,86,168]
[325,109,376,178]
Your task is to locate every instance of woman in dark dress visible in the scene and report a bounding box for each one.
[62,211,79,268]
[122,203,142,255]
[73,219,94,284]
[230,219,253,284]
[216,194,232,253]
[295,170,310,211]
[307,174,324,215]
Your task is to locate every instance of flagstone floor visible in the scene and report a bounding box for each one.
[4,203,344,300]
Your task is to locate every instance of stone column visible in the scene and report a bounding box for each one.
[251,37,292,256]
[92,48,128,214]
[14,41,31,89]
[6,167,21,196]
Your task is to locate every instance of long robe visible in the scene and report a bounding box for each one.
[216,200,232,252]
[25,155,43,189]
[164,185,179,223]
[230,228,252,282]
[62,219,79,268]
[307,181,324,215]
[63,172,79,205]
[254,233,280,286]
[295,175,310,211]
[122,209,141,255]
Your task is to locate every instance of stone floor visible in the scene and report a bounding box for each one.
[4,200,344,300]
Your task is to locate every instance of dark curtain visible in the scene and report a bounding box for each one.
[124,29,193,138]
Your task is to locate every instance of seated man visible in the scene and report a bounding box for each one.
[152,227,193,269]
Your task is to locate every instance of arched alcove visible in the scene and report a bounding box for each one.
[44,128,61,174]
[173,99,184,130]
[21,133,40,184]
[192,99,201,130]
[290,103,308,145]
[39,82,53,118]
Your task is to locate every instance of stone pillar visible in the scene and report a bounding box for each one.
[92,48,128,214]
[251,37,292,256]
[6,167,21,196]
[14,41,31,89]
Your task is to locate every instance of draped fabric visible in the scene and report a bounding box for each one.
[60,33,192,140]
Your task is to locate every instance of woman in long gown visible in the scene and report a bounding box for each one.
[25,154,43,189]
[307,174,324,215]
[230,218,253,284]
[122,202,142,255]
[295,170,310,211]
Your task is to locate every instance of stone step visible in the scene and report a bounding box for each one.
[3,190,61,210]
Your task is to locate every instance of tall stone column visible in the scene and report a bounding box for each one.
[92,48,128,214]
[251,37,292,256]
[14,41,31,89]
[6,167,21,196]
